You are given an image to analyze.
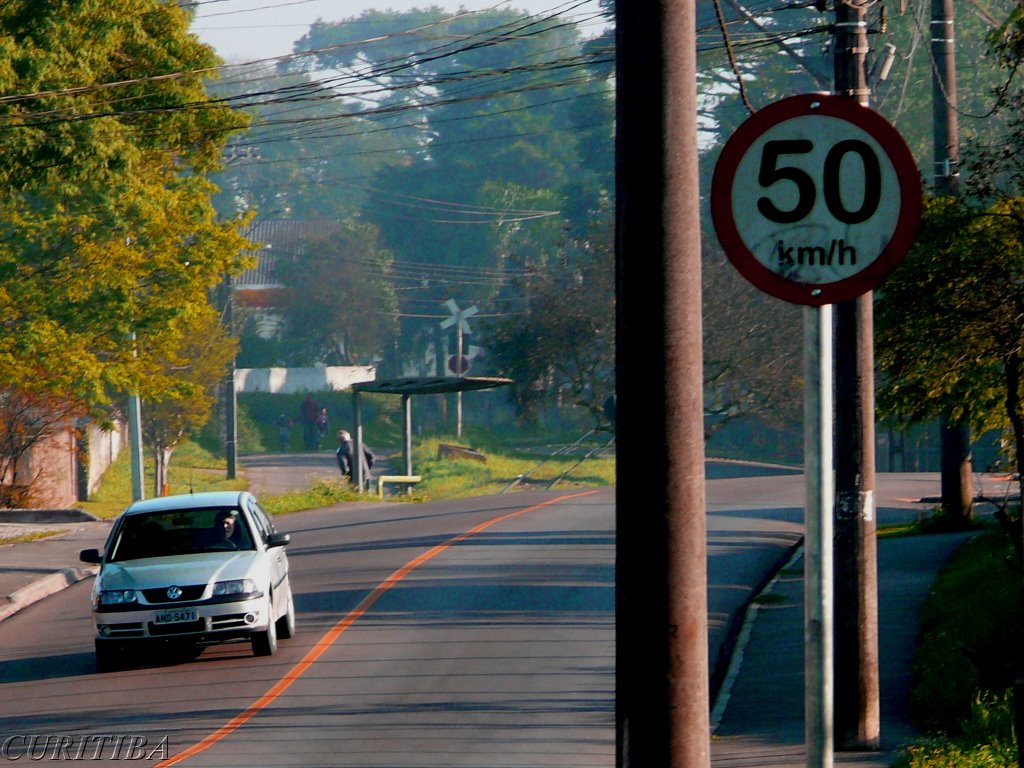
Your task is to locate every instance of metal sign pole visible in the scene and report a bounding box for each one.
[804,304,835,768]
[456,320,463,438]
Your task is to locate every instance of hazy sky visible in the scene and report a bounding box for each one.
[190,0,604,63]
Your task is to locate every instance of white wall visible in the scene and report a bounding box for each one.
[234,366,376,393]
[87,421,126,497]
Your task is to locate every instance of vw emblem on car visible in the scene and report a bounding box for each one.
[166,586,182,600]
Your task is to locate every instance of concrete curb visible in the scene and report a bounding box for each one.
[711,543,804,732]
[0,566,97,623]
[0,508,100,524]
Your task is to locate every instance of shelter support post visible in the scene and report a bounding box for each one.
[402,393,413,477]
[354,390,366,492]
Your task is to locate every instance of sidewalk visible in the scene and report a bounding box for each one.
[0,513,111,622]
[711,531,974,767]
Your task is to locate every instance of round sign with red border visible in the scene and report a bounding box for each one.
[710,93,921,306]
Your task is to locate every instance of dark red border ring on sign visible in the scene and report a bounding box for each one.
[710,93,922,306]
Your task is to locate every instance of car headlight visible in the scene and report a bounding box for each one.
[97,589,139,606]
[213,578,258,597]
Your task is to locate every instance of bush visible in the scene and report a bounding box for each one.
[903,531,1021,768]
[897,691,1018,768]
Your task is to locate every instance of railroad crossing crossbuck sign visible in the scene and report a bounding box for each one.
[710,93,921,306]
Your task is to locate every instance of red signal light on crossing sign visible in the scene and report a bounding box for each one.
[448,354,470,375]
[710,94,922,306]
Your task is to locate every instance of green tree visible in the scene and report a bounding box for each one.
[702,246,802,440]
[275,222,399,365]
[876,196,1023,552]
[209,66,403,221]
[484,215,614,426]
[288,8,613,363]
[0,0,250,418]
[142,309,238,498]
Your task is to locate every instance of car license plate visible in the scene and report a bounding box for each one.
[154,608,197,625]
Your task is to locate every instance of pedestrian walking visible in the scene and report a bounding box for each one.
[335,429,354,483]
[316,407,329,448]
[276,413,293,451]
[336,429,375,490]
[299,395,319,450]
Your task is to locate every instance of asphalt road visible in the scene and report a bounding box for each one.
[0,488,615,767]
[0,462,959,767]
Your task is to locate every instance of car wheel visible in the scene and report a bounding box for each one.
[252,609,278,657]
[170,641,204,661]
[95,639,127,672]
[276,590,296,640]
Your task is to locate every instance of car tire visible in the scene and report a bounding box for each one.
[171,642,204,661]
[252,608,278,657]
[276,590,296,640]
[95,639,126,672]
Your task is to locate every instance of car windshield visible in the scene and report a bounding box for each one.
[107,507,255,562]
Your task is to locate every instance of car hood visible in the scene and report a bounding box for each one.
[98,552,261,591]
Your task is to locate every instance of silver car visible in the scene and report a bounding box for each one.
[80,491,295,671]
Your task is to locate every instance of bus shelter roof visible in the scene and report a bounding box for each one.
[352,376,513,396]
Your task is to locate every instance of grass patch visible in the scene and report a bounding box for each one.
[878,523,921,539]
[896,531,1022,767]
[78,430,615,518]
[78,441,247,519]
[259,480,371,516]
[409,434,615,500]
[751,592,787,605]
[879,507,990,540]
[0,530,61,546]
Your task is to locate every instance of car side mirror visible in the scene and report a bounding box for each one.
[80,548,102,564]
[267,532,291,548]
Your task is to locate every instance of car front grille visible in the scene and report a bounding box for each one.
[142,585,206,604]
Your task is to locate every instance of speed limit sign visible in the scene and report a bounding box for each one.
[710,94,921,306]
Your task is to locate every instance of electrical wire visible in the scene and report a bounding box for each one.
[712,0,757,114]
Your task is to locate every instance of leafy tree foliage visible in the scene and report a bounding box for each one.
[143,310,237,498]
[209,66,403,221]
[286,7,611,261]
[876,196,1024,552]
[210,7,614,392]
[702,248,802,437]
[875,3,1024,553]
[962,3,1024,201]
[484,215,613,426]
[0,0,250,413]
[274,223,399,366]
[0,1,252,499]
[863,2,1011,163]
[285,8,614,362]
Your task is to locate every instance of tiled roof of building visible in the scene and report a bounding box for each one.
[236,219,343,289]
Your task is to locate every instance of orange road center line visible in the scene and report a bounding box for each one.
[157,490,598,767]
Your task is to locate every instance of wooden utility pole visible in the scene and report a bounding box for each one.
[832,0,880,750]
[931,0,972,520]
[615,1,710,766]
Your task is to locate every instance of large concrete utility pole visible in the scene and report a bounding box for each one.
[931,0,971,520]
[615,2,710,766]
[832,0,880,750]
